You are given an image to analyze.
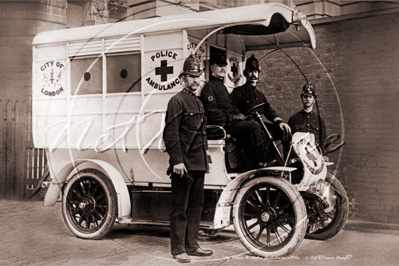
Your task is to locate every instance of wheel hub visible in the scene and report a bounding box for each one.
[259,207,277,223]
[261,212,270,222]
[78,197,95,211]
[78,201,88,209]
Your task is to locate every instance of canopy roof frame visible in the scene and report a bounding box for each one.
[33,3,316,51]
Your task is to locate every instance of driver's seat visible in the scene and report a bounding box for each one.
[206,125,252,172]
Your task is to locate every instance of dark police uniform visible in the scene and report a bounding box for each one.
[200,75,234,126]
[288,109,326,149]
[201,75,267,167]
[230,82,285,140]
[163,88,208,256]
[230,83,279,121]
[230,54,286,141]
[164,89,208,171]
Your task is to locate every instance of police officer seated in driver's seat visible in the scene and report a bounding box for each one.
[230,55,291,163]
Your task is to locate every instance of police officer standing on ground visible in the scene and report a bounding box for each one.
[163,55,213,263]
[288,82,326,152]
[230,54,291,163]
[200,53,269,168]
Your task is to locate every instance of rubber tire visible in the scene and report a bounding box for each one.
[305,173,349,240]
[62,169,117,239]
[233,176,308,258]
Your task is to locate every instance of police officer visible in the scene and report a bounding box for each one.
[200,53,269,168]
[231,55,291,166]
[163,54,213,263]
[288,82,326,151]
[231,54,291,139]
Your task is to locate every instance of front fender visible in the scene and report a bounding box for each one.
[212,167,296,229]
[325,172,347,203]
[43,160,131,219]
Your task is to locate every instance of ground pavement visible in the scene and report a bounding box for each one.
[0,199,398,266]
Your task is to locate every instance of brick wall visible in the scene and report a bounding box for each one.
[253,10,399,223]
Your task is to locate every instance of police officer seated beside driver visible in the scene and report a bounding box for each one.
[201,53,286,168]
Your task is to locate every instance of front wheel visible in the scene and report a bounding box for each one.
[233,176,307,258]
[305,173,349,240]
[62,169,117,239]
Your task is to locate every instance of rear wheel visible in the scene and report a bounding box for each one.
[233,176,307,258]
[305,173,348,240]
[62,169,117,239]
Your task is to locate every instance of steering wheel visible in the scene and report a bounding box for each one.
[244,102,265,115]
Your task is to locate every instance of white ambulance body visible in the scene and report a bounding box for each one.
[32,3,316,257]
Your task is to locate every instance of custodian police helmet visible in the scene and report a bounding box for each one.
[179,54,203,78]
[301,81,316,97]
[244,54,261,73]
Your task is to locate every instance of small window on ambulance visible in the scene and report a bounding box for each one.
[107,53,141,93]
[70,56,102,95]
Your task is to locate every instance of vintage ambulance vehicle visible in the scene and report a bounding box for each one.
[32,3,347,258]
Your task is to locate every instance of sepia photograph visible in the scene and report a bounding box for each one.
[0,0,398,265]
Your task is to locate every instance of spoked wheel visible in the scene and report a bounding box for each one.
[62,169,117,239]
[233,176,307,258]
[305,173,348,240]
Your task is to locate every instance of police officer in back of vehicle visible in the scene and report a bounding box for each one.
[163,54,213,263]
[230,55,291,163]
[288,82,326,152]
[200,53,269,168]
